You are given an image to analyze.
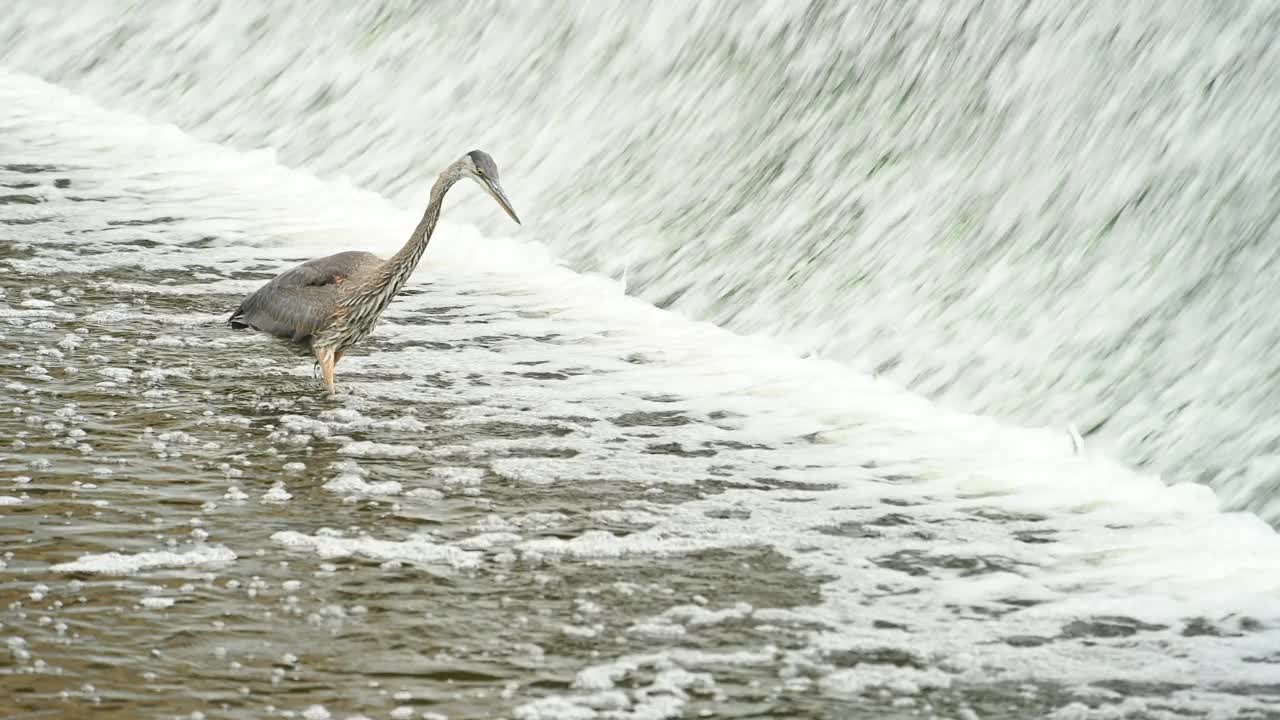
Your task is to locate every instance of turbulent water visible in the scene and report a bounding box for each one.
[3,1,1280,521]
[2,2,1280,719]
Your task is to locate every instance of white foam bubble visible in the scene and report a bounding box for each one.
[588,509,663,526]
[51,545,236,574]
[405,487,445,501]
[429,467,484,486]
[517,529,756,562]
[300,706,331,720]
[322,474,402,497]
[337,441,418,459]
[456,532,522,550]
[519,648,768,719]
[660,602,752,626]
[271,530,480,569]
[261,482,293,503]
[820,664,953,696]
[512,697,598,720]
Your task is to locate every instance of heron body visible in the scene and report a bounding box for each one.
[228,150,520,395]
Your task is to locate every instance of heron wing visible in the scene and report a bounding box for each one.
[228,251,383,342]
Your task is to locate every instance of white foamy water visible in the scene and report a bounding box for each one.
[50,546,237,575]
[0,65,1278,719]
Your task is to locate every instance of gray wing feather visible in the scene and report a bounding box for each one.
[228,251,382,342]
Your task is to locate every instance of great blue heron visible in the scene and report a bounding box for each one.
[228,150,520,396]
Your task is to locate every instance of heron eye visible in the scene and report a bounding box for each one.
[476,168,485,176]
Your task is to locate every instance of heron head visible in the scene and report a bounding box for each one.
[462,150,520,225]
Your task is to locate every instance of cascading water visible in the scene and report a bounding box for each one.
[3,1,1279,519]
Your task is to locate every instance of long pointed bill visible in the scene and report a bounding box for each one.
[484,179,521,225]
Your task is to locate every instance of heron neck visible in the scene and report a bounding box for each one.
[383,171,459,293]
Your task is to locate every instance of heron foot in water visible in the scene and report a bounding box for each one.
[314,349,343,397]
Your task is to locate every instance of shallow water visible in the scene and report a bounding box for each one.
[3,71,1280,719]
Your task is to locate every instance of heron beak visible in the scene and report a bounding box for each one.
[483,179,521,225]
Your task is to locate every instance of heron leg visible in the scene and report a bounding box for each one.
[316,348,337,397]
